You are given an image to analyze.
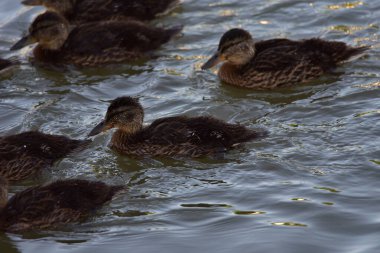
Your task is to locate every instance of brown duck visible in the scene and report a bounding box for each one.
[0,177,123,232]
[202,28,369,89]
[10,11,182,67]
[88,96,265,157]
[0,131,90,181]
[22,0,180,24]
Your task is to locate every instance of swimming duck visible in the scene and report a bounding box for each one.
[202,28,369,89]
[0,131,90,181]
[88,96,264,157]
[22,0,180,24]
[0,178,124,232]
[10,11,182,67]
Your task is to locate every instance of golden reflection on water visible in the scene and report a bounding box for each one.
[354,110,380,118]
[259,20,270,25]
[219,10,235,17]
[370,160,380,165]
[327,1,364,10]
[272,222,307,227]
[291,198,308,201]
[354,81,380,89]
[164,68,186,76]
[314,187,341,193]
[329,24,377,34]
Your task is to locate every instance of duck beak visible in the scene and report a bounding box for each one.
[201,52,223,70]
[88,120,106,137]
[21,0,43,6]
[10,35,36,51]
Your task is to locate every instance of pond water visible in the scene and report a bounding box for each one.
[1,0,380,252]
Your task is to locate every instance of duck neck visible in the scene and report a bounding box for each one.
[110,128,140,151]
[34,46,62,63]
[219,63,245,87]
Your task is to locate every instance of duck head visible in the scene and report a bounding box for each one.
[202,28,256,69]
[22,0,75,15]
[89,96,144,137]
[11,11,69,51]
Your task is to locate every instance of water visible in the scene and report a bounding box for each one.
[1,0,380,252]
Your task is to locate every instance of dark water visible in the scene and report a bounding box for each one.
[1,0,380,252]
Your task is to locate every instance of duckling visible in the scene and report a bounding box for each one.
[10,11,182,67]
[22,0,180,24]
[202,28,369,89]
[88,96,265,158]
[0,131,90,181]
[0,177,124,232]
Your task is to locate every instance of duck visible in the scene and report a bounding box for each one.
[0,177,124,232]
[0,131,90,181]
[22,0,180,24]
[88,96,265,158]
[10,11,182,67]
[201,28,369,89]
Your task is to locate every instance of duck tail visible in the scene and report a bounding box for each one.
[109,185,126,198]
[163,24,183,42]
[304,39,369,64]
[244,128,268,142]
[230,127,268,147]
[68,139,92,155]
[339,45,370,63]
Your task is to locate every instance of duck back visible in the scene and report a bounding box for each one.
[69,0,180,23]
[300,38,369,64]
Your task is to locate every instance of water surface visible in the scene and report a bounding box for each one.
[1,0,380,252]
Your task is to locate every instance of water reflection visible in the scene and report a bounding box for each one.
[0,234,21,253]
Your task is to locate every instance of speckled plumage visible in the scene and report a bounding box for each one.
[22,0,180,24]
[11,11,182,66]
[0,179,124,232]
[202,28,369,89]
[89,96,265,157]
[0,131,90,181]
